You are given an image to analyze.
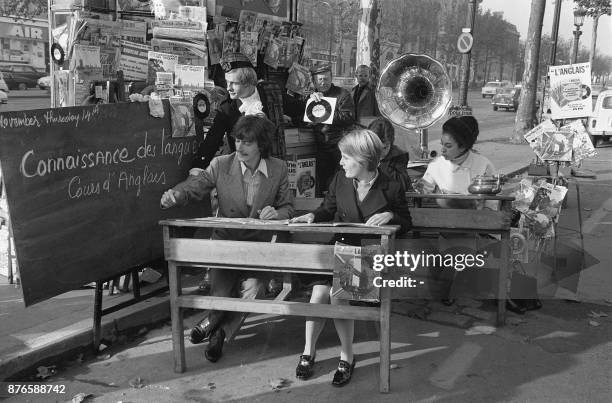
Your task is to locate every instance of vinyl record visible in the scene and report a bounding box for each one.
[580,84,591,100]
[193,93,210,120]
[51,43,65,65]
[306,99,332,123]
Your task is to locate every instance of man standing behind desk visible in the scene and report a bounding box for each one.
[191,52,270,174]
[161,116,294,363]
[351,64,380,124]
[309,65,355,196]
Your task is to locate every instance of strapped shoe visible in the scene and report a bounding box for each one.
[295,354,316,380]
[189,317,216,344]
[204,328,225,363]
[332,358,356,387]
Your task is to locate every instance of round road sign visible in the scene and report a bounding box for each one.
[457,32,473,54]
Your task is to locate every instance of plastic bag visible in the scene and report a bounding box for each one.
[148,93,164,118]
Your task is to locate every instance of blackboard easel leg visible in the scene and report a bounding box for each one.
[93,281,103,351]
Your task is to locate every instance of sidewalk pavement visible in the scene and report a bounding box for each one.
[0,141,539,386]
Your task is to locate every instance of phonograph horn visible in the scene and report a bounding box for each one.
[376,53,452,130]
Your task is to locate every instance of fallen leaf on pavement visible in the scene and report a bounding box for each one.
[465,325,496,336]
[71,392,93,402]
[205,382,216,390]
[97,354,112,361]
[269,378,292,390]
[390,364,400,370]
[588,320,600,327]
[36,365,56,379]
[588,311,608,318]
[129,377,146,388]
[506,317,526,326]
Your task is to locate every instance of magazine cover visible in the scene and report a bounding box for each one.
[264,37,281,68]
[240,31,259,67]
[119,40,152,81]
[286,160,297,196]
[239,10,257,33]
[70,44,103,81]
[175,64,207,89]
[147,51,178,85]
[561,119,596,165]
[286,62,312,95]
[539,129,574,162]
[548,62,592,119]
[221,20,240,59]
[296,158,316,198]
[524,119,558,161]
[332,243,383,302]
[207,30,223,65]
[169,95,196,138]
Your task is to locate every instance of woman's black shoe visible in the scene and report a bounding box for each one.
[204,328,225,363]
[506,299,527,315]
[189,317,216,344]
[332,359,356,387]
[295,355,316,380]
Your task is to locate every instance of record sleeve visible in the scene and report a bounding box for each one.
[303,96,337,125]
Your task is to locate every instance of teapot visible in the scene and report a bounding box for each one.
[468,174,505,195]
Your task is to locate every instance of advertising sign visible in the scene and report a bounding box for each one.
[548,62,592,119]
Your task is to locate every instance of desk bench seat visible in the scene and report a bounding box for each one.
[161,220,396,393]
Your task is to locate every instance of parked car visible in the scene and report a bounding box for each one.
[587,89,612,147]
[481,80,512,98]
[591,83,609,99]
[38,75,51,90]
[492,87,518,111]
[0,64,46,90]
[0,72,8,93]
[0,72,8,104]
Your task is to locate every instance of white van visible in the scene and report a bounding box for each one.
[587,89,612,147]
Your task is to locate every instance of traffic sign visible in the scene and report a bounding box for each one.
[457,32,473,54]
[448,105,473,117]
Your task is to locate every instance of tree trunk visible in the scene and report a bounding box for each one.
[589,14,600,78]
[356,0,381,83]
[512,0,546,143]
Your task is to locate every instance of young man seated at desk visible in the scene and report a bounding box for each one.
[160,115,294,363]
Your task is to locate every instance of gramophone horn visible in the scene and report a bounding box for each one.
[376,53,452,129]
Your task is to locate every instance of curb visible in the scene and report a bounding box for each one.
[0,291,172,381]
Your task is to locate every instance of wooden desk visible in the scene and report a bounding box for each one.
[160,219,398,393]
[407,193,515,325]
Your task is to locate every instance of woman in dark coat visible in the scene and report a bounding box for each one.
[290,129,411,386]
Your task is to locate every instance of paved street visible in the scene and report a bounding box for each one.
[0,90,51,112]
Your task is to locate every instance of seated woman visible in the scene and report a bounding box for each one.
[290,129,411,386]
[418,115,496,209]
[367,117,414,191]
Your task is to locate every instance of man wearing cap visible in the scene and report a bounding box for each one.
[351,65,380,123]
[191,52,278,174]
[309,65,355,195]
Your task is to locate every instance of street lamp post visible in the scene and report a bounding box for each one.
[571,7,587,64]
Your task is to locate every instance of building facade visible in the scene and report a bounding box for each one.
[0,16,49,71]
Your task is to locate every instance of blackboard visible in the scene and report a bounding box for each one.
[0,102,209,306]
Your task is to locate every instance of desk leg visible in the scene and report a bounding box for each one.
[168,261,185,373]
[497,231,510,326]
[379,285,391,393]
[379,234,392,393]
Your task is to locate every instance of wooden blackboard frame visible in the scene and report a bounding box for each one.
[0,102,209,306]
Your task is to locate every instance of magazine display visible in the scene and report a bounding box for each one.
[331,242,383,302]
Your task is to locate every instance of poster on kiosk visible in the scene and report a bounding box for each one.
[548,62,592,120]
